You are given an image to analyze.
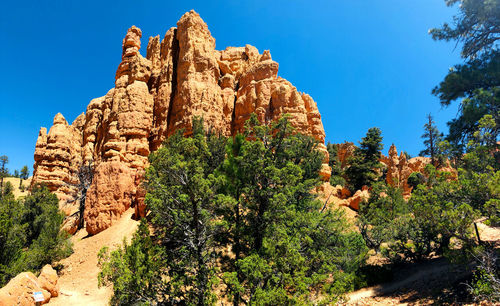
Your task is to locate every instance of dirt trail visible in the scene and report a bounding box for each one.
[346,259,455,305]
[346,222,500,305]
[49,209,139,305]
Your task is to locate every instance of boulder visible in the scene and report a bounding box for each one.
[37,265,59,297]
[0,268,58,305]
[346,189,370,211]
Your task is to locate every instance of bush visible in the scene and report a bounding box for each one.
[467,247,500,303]
[407,172,425,190]
[0,185,72,286]
[98,219,161,305]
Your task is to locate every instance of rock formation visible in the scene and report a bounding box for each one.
[0,265,59,305]
[32,10,331,235]
[380,144,457,197]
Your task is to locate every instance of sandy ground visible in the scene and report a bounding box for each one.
[48,209,139,305]
[2,177,31,198]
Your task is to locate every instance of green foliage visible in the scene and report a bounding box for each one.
[358,158,497,263]
[144,117,224,305]
[447,87,499,148]
[467,247,500,302]
[407,172,426,190]
[0,155,9,197]
[2,182,13,197]
[419,114,445,166]
[430,0,500,59]
[327,142,346,186]
[20,166,29,180]
[0,185,72,286]
[100,115,368,304]
[218,115,367,304]
[98,219,162,305]
[357,183,408,252]
[19,165,29,189]
[345,127,383,191]
[0,189,25,285]
[431,0,499,149]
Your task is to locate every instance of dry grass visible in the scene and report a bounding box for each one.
[2,176,32,198]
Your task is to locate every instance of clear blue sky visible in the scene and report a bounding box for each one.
[0,0,462,173]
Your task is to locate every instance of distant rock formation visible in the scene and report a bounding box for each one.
[328,143,457,209]
[31,10,330,235]
[380,144,457,198]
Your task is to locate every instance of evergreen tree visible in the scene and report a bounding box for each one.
[0,156,8,196]
[219,115,367,304]
[431,0,500,149]
[357,183,408,252]
[99,115,368,304]
[145,118,226,305]
[0,184,72,285]
[345,128,384,191]
[419,114,444,166]
[430,0,500,60]
[19,166,29,189]
[98,219,162,305]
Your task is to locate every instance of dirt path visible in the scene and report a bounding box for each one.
[346,222,500,305]
[346,258,456,305]
[49,209,139,305]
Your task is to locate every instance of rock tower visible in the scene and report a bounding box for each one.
[32,11,330,235]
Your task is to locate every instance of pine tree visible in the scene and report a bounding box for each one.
[419,114,444,167]
[19,166,29,188]
[345,128,384,191]
[430,0,500,149]
[0,156,9,197]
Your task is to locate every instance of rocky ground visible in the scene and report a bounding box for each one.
[48,208,138,305]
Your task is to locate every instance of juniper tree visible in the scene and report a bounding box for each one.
[219,115,367,304]
[145,118,226,305]
[99,115,368,305]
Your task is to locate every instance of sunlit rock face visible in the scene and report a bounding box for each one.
[32,10,330,235]
[380,144,457,198]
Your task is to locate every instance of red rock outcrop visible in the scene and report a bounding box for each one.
[32,10,331,235]
[381,144,457,197]
[346,188,370,211]
[0,265,59,305]
[337,142,356,168]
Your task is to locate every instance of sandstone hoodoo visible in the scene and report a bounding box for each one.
[31,10,331,235]
[380,144,457,198]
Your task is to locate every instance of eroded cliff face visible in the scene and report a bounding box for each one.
[31,10,330,235]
